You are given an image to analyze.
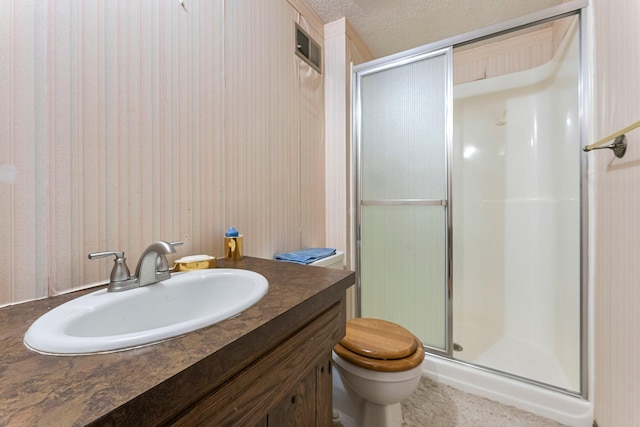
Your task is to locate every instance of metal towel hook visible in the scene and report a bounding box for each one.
[583,119,640,159]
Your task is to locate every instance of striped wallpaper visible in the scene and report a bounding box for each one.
[453,19,574,86]
[0,0,326,306]
[591,0,640,425]
[324,18,373,319]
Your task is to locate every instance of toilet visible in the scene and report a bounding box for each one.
[307,250,345,269]
[332,318,424,427]
[308,252,424,427]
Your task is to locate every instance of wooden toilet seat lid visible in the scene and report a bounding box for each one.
[340,318,417,360]
[334,339,425,372]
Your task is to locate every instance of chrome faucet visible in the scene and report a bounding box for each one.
[134,241,177,287]
[89,240,183,292]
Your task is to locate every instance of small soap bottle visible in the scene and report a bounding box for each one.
[224,226,243,260]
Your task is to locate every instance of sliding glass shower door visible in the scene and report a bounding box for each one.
[356,49,451,352]
[354,13,583,394]
[451,16,582,392]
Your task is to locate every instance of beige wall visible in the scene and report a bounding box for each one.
[324,18,373,319]
[0,0,326,306]
[453,19,574,85]
[324,17,372,264]
[592,0,640,425]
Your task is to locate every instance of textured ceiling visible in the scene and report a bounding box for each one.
[305,0,563,58]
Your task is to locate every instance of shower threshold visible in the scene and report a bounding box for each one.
[421,353,592,427]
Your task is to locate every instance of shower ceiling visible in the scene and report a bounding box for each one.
[304,0,563,57]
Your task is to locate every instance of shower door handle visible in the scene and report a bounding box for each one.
[361,199,447,207]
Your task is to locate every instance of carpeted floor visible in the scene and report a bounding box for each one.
[335,376,568,427]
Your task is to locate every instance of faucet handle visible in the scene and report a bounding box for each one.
[88,250,132,283]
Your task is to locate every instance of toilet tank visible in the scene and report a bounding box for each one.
[309,251,344,269]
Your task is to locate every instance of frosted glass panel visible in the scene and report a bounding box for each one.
[357,49,450,352]
[360,53,447,201]
[360,205,446,349]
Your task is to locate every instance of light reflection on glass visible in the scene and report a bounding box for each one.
[463,146,477,158]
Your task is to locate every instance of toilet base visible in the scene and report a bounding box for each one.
[333,366,405,427]
[332,369,361,427]
[361,401,402,427]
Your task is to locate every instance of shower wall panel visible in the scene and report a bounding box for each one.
[452,20,580,390]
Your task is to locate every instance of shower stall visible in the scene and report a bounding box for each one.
[451,17,581,391]
[353,5,588,424]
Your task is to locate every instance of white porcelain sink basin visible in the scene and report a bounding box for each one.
[24,269,268,355]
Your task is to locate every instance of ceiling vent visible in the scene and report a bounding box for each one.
[295,24,321,73]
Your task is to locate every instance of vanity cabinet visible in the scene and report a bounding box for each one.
[1,257,354,427]
[170,300,342,427]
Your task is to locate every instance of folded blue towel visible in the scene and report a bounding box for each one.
[274,248,337,265]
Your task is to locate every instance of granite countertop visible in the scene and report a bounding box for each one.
[0,257,355,426]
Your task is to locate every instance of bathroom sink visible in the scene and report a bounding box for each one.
[24,269,268,355]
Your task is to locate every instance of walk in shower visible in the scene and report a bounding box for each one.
[451,16,581,392]
[354,5,586,417]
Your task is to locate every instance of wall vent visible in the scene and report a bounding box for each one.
[295,24,321,73]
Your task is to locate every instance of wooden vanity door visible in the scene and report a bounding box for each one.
[267,356,333,427]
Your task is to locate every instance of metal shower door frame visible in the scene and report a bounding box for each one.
[351,0,589,399]
[352,46,454,356]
